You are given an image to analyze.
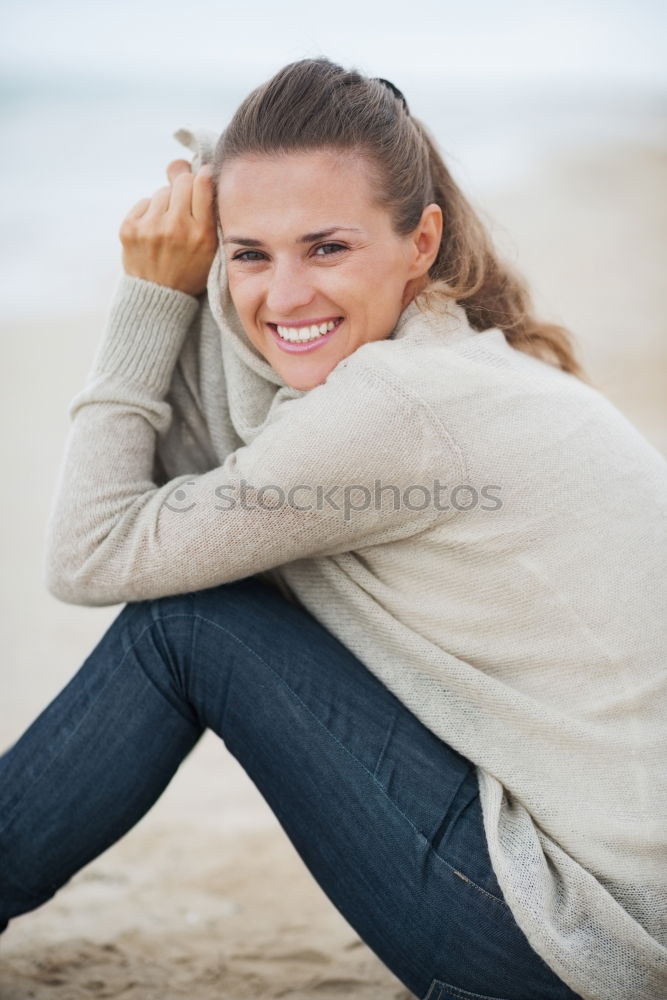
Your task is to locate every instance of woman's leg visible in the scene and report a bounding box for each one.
[0,576,580,1000]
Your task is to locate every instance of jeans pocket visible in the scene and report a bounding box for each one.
[423,980,512,1000]
[429,771,507,908]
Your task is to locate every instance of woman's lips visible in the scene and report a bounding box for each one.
[268,318,344,354]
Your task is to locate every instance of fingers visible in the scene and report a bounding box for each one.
[166,158,192,184]
[191,165,214,223]
[125,159,212,227]
[167,170,195,217]
[125,196,151,220]
[143,185,171,219]
[164,165,214,222]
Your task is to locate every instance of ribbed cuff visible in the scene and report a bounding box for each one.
[91,275,200,394]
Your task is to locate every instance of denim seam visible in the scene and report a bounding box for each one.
[372,707,398,779]
[442,867,509,909]
[142,597,205,726]
[130,617,203,727]
[175,610,510,911]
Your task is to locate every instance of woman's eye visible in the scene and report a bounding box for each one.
[314,242,347,257]
[231,243,346,263]
[231,250,265,262]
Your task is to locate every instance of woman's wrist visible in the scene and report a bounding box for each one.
[89,274,200,394]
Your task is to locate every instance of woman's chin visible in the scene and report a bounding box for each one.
[268,340,349,390]
[280,362,332,391]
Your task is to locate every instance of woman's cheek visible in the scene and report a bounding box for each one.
[227,271,257,314]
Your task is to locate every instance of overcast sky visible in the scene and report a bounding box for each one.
[2,0,666,91]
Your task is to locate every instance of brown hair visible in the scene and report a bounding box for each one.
[212,57,586,379]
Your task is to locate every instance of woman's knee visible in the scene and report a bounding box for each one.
[155,575,299,654]
[116,578,272,704]
[111,580,245,650]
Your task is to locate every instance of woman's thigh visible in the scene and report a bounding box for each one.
[149,577,579,1000]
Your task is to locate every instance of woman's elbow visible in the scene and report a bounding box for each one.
[43,569,106,607]
[43,552,122,607]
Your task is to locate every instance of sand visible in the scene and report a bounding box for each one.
[1,139,665,999]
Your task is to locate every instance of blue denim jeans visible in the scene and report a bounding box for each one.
[0,576,581,1000]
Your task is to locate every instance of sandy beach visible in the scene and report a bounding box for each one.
[1,138,665,999]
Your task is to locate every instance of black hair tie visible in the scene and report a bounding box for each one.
[373,77,410,116]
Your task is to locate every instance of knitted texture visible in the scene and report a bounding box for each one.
[43,127,667,1000]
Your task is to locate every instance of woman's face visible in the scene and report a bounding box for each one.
[217,149,441,390]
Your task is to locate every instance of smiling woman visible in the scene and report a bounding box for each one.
[1,57,666,1000]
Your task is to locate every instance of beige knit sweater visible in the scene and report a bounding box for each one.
[43,128,667,999]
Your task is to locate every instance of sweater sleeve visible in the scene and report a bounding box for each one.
[43,276,460,607]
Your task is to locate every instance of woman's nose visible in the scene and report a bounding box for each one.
[264,260,315,316]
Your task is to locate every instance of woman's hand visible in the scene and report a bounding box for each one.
[119,160,218,296]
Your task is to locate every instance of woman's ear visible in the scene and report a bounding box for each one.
[401,205,443,308]
[411,203,443,277]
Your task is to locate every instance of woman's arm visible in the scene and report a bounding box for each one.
[152,295,230,484]
[43,274,454,606]
[43,162,458,606]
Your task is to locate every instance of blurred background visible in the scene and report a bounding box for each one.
[1,1,666,995]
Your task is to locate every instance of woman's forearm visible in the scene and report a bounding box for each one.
[43,275,200,604]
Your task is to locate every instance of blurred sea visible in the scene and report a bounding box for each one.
[1,72,665,323]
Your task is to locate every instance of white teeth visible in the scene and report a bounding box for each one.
[275,319,340,342]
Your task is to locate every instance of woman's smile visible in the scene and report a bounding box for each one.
[268,316,345,352]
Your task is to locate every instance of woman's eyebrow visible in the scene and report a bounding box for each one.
[223,226,363,247]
